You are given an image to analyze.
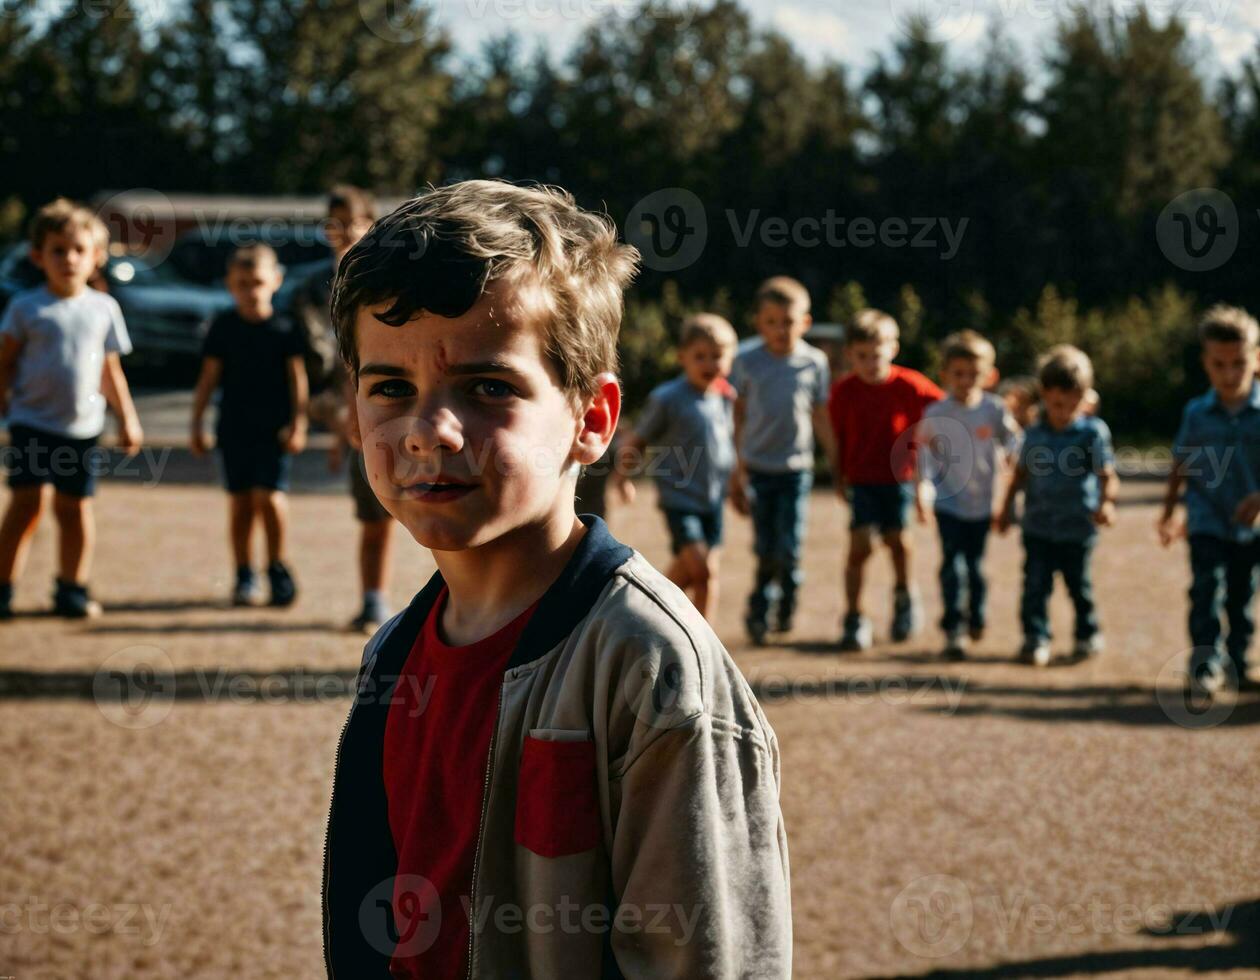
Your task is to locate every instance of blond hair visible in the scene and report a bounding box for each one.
[754,276,810,316]
[1198,304,1259,349]
[332,180,640,403]
[679,313,736,353]
[27,198,99,251]
[1037,344,1094,393]
[846,308,899,346]
[940,329,995,369]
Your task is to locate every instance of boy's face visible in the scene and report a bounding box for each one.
[30,228,99,295]
[351,280,611,553]
[325,205,372,256]
[226,261,282,321]
[679,338,726,391]
[755,301,810,356]
[1040,385,1085,429]
[941,355,988,401]
[1004,389,1036,426]
[1202,339,1257,403]
[847,337,898,384]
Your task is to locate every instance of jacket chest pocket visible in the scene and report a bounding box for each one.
[514,733,601,858]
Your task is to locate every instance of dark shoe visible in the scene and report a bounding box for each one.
[890,587,922,642]
[1019,638,1051,667]
[968,623,985,642]
[267,561,297,607]
[839,613,873,652]
[745,615,768,646]
[53,578,102,619]
[1070,634,1105,662]
[942,628,967,661]
[774,608,794,634]
[232,566,260,607]
[348,595,390,634]
[0,581,13,621]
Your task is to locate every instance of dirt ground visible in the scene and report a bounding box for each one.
[0,473,1257,979]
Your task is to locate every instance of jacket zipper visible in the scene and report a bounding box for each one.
[322,705,352,978]
[466,683,504,980]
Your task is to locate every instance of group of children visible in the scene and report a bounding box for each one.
[625,275,1260,693]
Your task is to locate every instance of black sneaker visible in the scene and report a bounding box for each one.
[0,581,13,621]
[890,587,922,642]
[348,595,390,634]
[267,560,297,607]
[232,566,260,606]
[52,578,102,619]
[744,615,768,646]
[839,613,873,652]
[774,609,794,634]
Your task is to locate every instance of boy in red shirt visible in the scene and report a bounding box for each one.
[829,309,942,650]
[322,181,791,979]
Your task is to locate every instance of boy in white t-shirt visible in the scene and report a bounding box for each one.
[0,199,143,619]
[920,330,1019,659]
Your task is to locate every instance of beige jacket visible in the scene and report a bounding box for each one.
[323,516,791,978]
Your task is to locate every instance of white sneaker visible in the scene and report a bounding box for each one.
[942,629,967,661]
[1020,639,1051,667]
[1072,634,1105,661]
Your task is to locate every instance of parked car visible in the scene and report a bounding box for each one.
[165,224,329,286]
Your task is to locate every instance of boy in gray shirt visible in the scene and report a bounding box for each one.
[919,331,1019,659]
[614,314,737,621]
[728,277,834,644]
[0,199,143,618]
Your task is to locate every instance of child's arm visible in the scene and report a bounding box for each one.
[0,333,21,418]
[1157,463,1185,546]
[100,352,143,456]
[1094,465,1120,527]
[279,355,309,454]
[189,357,223,457]
[995,464,1025,535]
[728,396,750,515]
[811,403,837,486]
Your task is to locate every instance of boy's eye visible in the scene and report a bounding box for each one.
[368,379,414,399]
[472,379,515,399]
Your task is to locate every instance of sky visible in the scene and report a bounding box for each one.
[440,0,1259,76]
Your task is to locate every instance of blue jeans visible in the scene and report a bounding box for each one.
[1188,534,1260,675]
[1021,534,1098,642]
[747,469,812,622]
[937,512,990,633]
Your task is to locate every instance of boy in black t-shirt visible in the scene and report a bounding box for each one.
[191,244,308,606]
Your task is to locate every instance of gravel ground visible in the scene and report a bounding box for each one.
[0,477,1257,978]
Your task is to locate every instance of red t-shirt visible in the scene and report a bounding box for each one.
[382,586,537,980]
[828,365,944,484]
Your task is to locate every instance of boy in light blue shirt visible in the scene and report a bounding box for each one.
[614,313,737,621]
[728,277,835,644]
[0,199,143,619]
[996,345,1118,666]
[1159,305,1260,696]
[920,330,1019,659]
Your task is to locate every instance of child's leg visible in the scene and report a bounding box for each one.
[963,519,991,631]
[0,485,47,583]
[1060,538,1099,640]
[675,542,713,618]
[360,518,393,594]
[229,491,256,569]
[746,473,778,625]
[702,547,721,623]
[1019,535,1055,643]
[845,527,875,615]
[52,491,93,584]
[885,528,911,590]
[1187,535,1227,665]
[936,514,964,634]
[1222,540,1260,678]
[774,472,810,623]
[255,488,289,564]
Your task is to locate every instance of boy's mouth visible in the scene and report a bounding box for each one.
[401,478,477,503]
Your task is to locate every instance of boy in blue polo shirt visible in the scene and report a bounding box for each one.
[1159,305,1260,696]
[612,313,737,621]
[996,345,1119,666]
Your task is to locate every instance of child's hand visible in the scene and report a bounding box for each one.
[993,509,1013,536]
[729,472,750,516]
[280,419,308,454]
[1093,500,1117,528]
[1156,512,1183,547]
[1235,493,1260,528]
[190,427,211,457]
[834,477,848,503]
[119,417,143,457]
[914,487,929,524]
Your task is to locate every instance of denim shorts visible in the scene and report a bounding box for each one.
[5,423,103,497]
[849,481,914,532]
[219,439,291,493]
[663,506,724,555]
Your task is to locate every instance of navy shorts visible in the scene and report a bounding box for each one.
[5,423,103,497]
[219,439,291,493]
[663,506,724,555]
[849,482,915,533]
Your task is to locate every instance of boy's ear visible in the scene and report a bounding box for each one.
[985,366,1000,390]
[573,372,621,466]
